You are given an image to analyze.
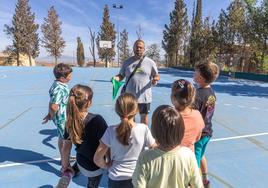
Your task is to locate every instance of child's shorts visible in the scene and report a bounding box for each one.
[55,124,65,139]
[194,136,210,167]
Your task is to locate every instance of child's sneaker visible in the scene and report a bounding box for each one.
[56,170,73,188]
[203,179,211,188]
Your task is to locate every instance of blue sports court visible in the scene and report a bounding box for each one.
[0,66,267,188]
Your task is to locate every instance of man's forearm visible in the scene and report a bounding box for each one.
[153,74,160,81]
[114,74,124,81]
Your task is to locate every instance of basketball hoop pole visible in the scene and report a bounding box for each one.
[104,47,108,68]
[112,4,123,67]
[99,40,112,68]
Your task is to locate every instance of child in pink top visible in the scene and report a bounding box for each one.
[171,79,204,152]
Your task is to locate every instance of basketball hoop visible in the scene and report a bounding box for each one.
[99,40,112,49]
[99,40,112,68]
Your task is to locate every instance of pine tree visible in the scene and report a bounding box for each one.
[146,44,161,63]
[41,6,65,65]
[118,29,131,63]
[200,17,217,61]
[162,0,189,67]
[246,0,268,72]
[76,37,85,67]
[189,0,203,66]
[4,0,39,66]
[226,0,246,46]
[215,10,228,64]
[96,5,116,67]
[24,5,39,66]
[224,0,247,70]
[162,24,175,66]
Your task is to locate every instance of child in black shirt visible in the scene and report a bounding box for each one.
[193,62,219,188]
[61,84,108,188]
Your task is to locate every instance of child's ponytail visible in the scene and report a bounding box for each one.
[115,93,138,146]
[66,85,93,145]
[116,118,132,146]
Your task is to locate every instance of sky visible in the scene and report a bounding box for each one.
[0,0,232,59]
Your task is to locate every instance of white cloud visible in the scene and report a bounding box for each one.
[58,0,101,19]
[86,1,101,12]
[147,0,173,13]
[57,0,89,21]
[120,13,163,36]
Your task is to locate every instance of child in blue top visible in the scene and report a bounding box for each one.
[42,63,73,162]
[193,62,219,188]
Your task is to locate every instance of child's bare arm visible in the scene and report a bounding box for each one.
[94,141,111,169]
[49,103,59,117]
[42,103,59,124]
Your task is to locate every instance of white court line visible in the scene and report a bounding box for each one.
[0,158,61,168]
[211,132,268,142]
[1,133,268,169]
[0,156,76,169]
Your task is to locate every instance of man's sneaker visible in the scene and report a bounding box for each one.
[72,162,80,178]
[56,170,73,188]
[203,179,211,188]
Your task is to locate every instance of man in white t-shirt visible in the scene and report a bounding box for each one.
[113,39,160,125]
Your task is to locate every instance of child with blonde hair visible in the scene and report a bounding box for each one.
[132,105,203,188]
[94,93,155,188]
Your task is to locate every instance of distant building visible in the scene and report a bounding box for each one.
[0,52,9,66]
[0,52,35,66]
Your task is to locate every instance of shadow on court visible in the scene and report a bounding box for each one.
[39,129,58,150]
[0,146,60,176]
[213,83,268,97]
[38,185,53,188]
[157,69,267,98]
[91,79,111,83]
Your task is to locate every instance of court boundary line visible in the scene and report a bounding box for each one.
[0,106,48,130]
[0,156,76,169]
[0,107,32,130]
[210,132,268,142]
[1,132,268,168]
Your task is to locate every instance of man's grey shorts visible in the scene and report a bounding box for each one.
[138,103,150,114]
